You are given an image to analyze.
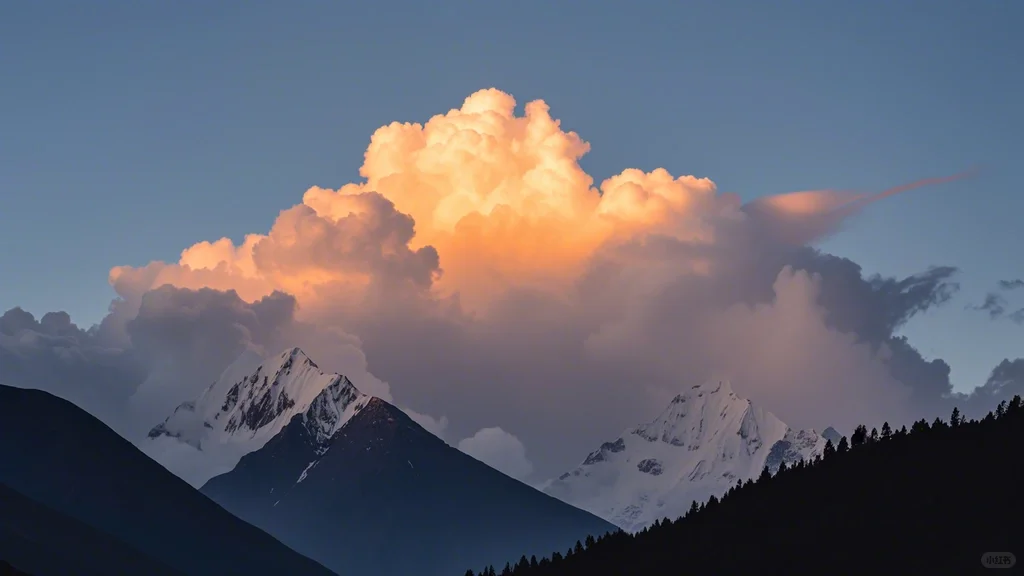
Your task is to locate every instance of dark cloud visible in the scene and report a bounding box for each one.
[968,279,1024,324]
[997,279,1024,291]
[0,307,143,434]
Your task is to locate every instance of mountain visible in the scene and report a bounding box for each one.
[147,346,367,486]
[0,384,336,576]
[0,482,182,576]
[201,395,617,576]
[543,380,826,532]
[469,397,1024,575]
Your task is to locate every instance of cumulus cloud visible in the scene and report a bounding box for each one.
[0,308,142,434]
[4,88,1017,483]
[405,408,449,440]
[458,427,534,480]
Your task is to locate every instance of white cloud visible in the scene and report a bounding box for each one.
[457,427,534,480]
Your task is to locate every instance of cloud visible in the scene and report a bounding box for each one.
[457,427,534,480]
[405,408,449,440]
[998,279,1024,291]
[0,307,142,434]
[969,280,1024,325]
[969,293,1008,320]
[5,88,1014,484]
[1,286,397,440]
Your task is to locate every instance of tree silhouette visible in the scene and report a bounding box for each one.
[851,424,868,446]
[823,438,835,458]
[950,407,962,427]
[480,396,1024,576]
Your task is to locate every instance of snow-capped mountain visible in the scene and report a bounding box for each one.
[145,346,370,486]
[543,380,827,532]
[200,396,615,576]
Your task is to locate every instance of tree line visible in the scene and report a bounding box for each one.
[465,397,1024,575]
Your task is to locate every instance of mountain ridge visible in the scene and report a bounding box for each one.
[201,393,616,576]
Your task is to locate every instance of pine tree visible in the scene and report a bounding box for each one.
[996,401,1007,418]
[759,464,772,482]
[1008,395,1022,413]
[585,535,595,548]
[778,460,788,474]
[851,424,868,446]
[950,407,962,427]
[824,438,836,458]
[500,562,512,576]
[574,540,584,555]
[869,427,879,442]
[530,556,538,569]
[837,436,849,453]
[689,500,699,516]
[881,421,892,439]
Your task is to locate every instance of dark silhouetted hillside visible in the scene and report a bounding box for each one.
[0,482,182,576]
[0,385,336,576]
[1,559,31,576]
[466,397,1024,576]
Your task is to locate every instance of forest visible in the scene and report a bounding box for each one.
[466,398,1024,575]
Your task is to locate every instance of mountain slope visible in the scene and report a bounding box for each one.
[473,397,1024,575]
[0,482,182,576]
[147,347,368,486]
[202,396,617,576]
[0,384,336,576]
[544,381,825,532]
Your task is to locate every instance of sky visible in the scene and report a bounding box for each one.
[2,1,1023,483]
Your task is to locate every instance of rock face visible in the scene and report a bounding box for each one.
[544,380,826,532]
[201,397,616,576]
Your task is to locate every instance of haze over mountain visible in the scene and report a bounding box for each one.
[0,384,336,576]
[188,350,615,576]
[545,380,827,531]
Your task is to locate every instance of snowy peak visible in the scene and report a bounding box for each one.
[633,380,756,450]
[146,347,370,486]
[544,380,827,532]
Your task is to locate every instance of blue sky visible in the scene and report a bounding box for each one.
[2,1,1021,392]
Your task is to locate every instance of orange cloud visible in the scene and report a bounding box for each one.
[110,88,969,319]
